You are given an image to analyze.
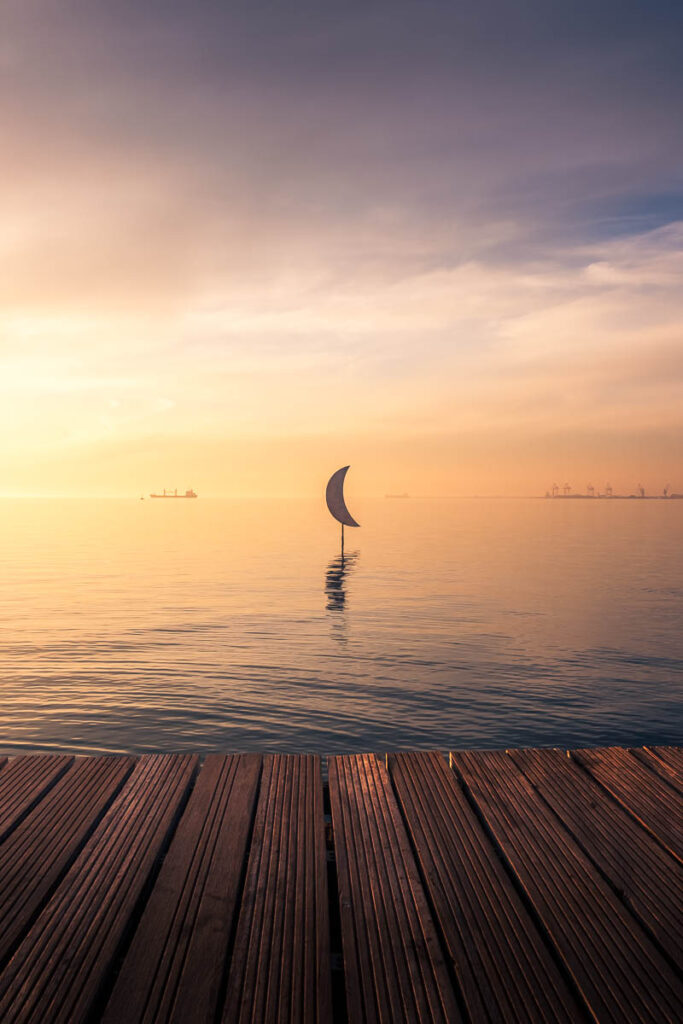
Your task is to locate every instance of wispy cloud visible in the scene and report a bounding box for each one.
[1,1,681,494]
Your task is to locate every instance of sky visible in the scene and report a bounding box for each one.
[2,0,682,497]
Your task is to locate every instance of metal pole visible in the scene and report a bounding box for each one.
[341,523,344,557]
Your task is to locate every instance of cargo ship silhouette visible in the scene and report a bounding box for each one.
[149,488,197,499]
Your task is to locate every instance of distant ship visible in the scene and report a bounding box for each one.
[149,488,197,499]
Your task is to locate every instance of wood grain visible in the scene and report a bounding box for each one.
[329,753,460,1024]
[389,750,583,1022]
[452,748,683,1023]
[222,755,332,1024]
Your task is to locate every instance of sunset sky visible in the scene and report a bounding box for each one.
[2,0,682,497]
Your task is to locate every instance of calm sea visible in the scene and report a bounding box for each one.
[1,497,681,755]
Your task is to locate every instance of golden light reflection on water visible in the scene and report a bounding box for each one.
[0,497,681,754]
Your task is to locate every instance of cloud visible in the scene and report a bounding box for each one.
[2,216,681,454]
[1,1,682,493]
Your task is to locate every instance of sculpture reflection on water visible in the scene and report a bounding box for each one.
[325,552,359,643]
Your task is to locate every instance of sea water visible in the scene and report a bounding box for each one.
[1,497,681,754]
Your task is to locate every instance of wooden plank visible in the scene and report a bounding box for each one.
[650,745,683,774]
[510,747,682,965]
[571,746,682,860]
[388,751,584,1022]
[0,753,197,1024]
[222,754,332,1024]
[633,747,683,791]
[452,748,683,1024]
[103,754,261,1024]
[0,756,73,842]
[329,753,460,1024]
[0,755,134,967]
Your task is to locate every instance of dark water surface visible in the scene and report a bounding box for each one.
[1,497,681,755]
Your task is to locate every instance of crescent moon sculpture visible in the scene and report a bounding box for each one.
[326,466,360,528]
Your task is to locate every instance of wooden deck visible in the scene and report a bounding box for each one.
[0,747,680,1023]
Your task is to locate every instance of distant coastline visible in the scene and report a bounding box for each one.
[544,493,682,500]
